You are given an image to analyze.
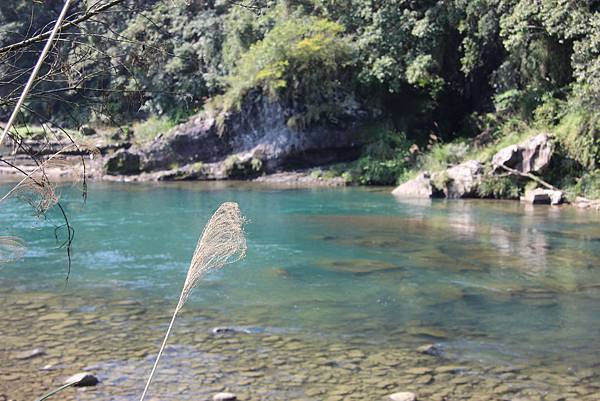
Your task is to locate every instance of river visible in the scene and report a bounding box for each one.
[1,182,599,400]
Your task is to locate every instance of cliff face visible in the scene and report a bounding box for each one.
[106,93,366,179]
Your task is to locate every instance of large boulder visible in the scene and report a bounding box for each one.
[392,172,438,198]
[79,125,96,136]
[492,133,554,174]
[435,160,484,199]
[128,92,365,176]
[392,161,484,199]
[105,149,141,175]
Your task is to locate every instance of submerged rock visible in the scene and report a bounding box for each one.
[14,348,45,360]
[213,392,237,401]
[522,188,564,205]
[416,344,443,357]
[319,259,403,274]
[407,326,448,339]
[387,391,417,401]
[212,327,236,335]
[492,133,554,174]
[64,372,99,387]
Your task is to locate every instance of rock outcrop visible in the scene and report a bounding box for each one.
[105,93,365,178]
[105,149,141,175]
[391,172,439,198]
[492,133,554,174]
[440,160,484,198]
[392,160,483,199]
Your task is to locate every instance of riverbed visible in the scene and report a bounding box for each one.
[1,182,599,400]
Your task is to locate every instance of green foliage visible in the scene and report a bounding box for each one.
[419,142,470,172]
[477,175,522,199]
[1,0,598,191]
[132,116,177,144]
[218,13,355,128]
[352,129,412,185]
[565,170,600,200]
[223,156,264,179]
[554,112,600,171]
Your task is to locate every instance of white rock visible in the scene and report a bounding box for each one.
[492,133,554,174]
[441,160,484,198]
[63,372,99,387]
[392,172,436,198]
[387,392,417,401]
[213,393,237,401]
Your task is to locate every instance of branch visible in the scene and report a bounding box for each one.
[0,0,74,147]
[0,0,126,55]
[497,164,559,191]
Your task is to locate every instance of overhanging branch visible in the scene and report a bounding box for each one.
[0,0,126,55]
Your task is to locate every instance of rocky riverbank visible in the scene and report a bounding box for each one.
[1,101,597,209]
[0,94,365,188]
[2,289,600,401]
[391,133,600,210]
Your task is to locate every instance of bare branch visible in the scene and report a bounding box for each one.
[0,0,126,55]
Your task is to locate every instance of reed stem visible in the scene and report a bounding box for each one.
[138,304,180,401]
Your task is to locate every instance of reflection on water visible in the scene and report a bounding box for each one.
[1,182,600,400]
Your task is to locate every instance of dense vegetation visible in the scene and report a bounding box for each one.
[1,0,598,196]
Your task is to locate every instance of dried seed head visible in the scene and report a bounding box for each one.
[177,202,247,311]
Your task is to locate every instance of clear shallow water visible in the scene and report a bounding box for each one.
[2,182,600,400]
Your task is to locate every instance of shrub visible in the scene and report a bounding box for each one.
[477,175,522,199]
[565,170,600,200]
[218,15,355,128]
[417,141,470,172]
[132,116,177,144]
[354,129,411,185]
[554,111,600,170]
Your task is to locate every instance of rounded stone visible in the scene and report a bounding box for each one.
[64,372,99,387]
[387,391,416,401]
[213,392,237,401]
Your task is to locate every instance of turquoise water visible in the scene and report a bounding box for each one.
[2,182,600,369]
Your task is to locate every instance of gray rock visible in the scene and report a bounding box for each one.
[492,133,553,174]
[387,391,416,401]
[105,149,141,175]
[127,92,365,176]
[436,160,484,198]
[64,372,99,387]
[79,125,96,136]
[416,344,442,357]
[15,348,45,360]
[212,327,236,335]
[522,188,564,205]
[213,392,237,401]
[392,172,438,198]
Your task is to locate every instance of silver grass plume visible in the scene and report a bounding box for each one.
[0,236,26,264]
[139,202,247,401]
